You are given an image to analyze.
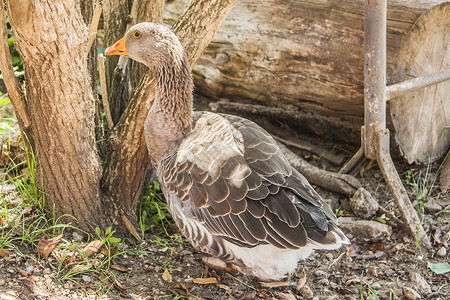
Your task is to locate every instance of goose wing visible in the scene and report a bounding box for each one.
[159,112,344,249]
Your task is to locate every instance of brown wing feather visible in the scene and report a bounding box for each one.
[160,112,341,249]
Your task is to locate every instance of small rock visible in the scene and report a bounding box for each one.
[409,272,431,295]
[338,217,392,241]
[300,285,313,299]
[371,282,381,289]
[349,187,379,218]
[82,275,91,282]
[314,270,325,277]
[403,287,421,300]
[0,279,5,286]
[72,231,83,242]
[436,246,447,257]
[424,202,442,213]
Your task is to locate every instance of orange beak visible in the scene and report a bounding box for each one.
[105,36,127,56]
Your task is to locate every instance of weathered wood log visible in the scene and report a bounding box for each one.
[389,2,450,164]
[165,0,446,145]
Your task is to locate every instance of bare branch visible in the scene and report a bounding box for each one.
[86,3,102,55]
[0,3,30,127]
[98,54,114,130]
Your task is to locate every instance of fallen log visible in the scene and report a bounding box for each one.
[166,0,447,150]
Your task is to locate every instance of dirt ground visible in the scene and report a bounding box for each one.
[0,113,449,300]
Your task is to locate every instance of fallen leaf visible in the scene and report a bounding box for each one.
[22,205,33,215]
[433,228,442,245]
[259,281,291,288]
[240,291,257,300]
[428,262,450,275]
[296,267,307,291]
[111,264,131,272]
[120,214,142,242]
[0,249,12,257]
[193,277,218,284]
[369,243,386,250]
[83,240,102,257]
[16,267,29,278]
[101,246,117,256]
[112,276,127,293]
[0,216,3,226]
[218,284,231,292]
[387,243,404,255]
[345,276,361,285]
[347,243,361,257]
[273,292,296,300]
[162,268,172,283]
[36,233,63,259]
[171,283,190,297]
[71,264,92,274]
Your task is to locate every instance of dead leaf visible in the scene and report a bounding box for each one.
[369,243,386,250]
[0,248,12,257]
[36,233,63,259]
[347,243,361,257]
[296,267,307,291]
[433,228,442,245]
[82,240,102,257]
[112,276,127,293]
[101,246,117,256]
[120,214,142,242]
[71,264,92,274]
[387,243,404,255]
[22,205,33,215]
[259,281,291,288]
[111,264,131,272]
[218,284,231,292]
[16,267,29,278]
[171,283,190,297]
[193,277,218,284]
[162,268,172,283]
[345,276,361,285]
[0,216,3,226]
[273,292,296,300]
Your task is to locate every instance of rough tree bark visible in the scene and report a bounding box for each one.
[7,0,104,226]
[5,0,238,233]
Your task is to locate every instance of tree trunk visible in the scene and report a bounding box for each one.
[165,0,446,144]
[7,0,104,228]
[6,0,238,234]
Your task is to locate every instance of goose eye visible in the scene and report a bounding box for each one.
[133,31,141,38]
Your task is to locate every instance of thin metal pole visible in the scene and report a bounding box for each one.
[386,68,450,100]
[364,0,386,159]
[363,0,431,249]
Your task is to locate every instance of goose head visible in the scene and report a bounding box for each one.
[105,22,186,72]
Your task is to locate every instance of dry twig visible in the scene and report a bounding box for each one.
[98,54,114,130]
[86,3,103,55]
[0,4,30,127]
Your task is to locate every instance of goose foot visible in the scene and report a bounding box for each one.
[202,257,241,275]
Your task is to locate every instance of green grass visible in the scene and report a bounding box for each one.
[138,181,173,237]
